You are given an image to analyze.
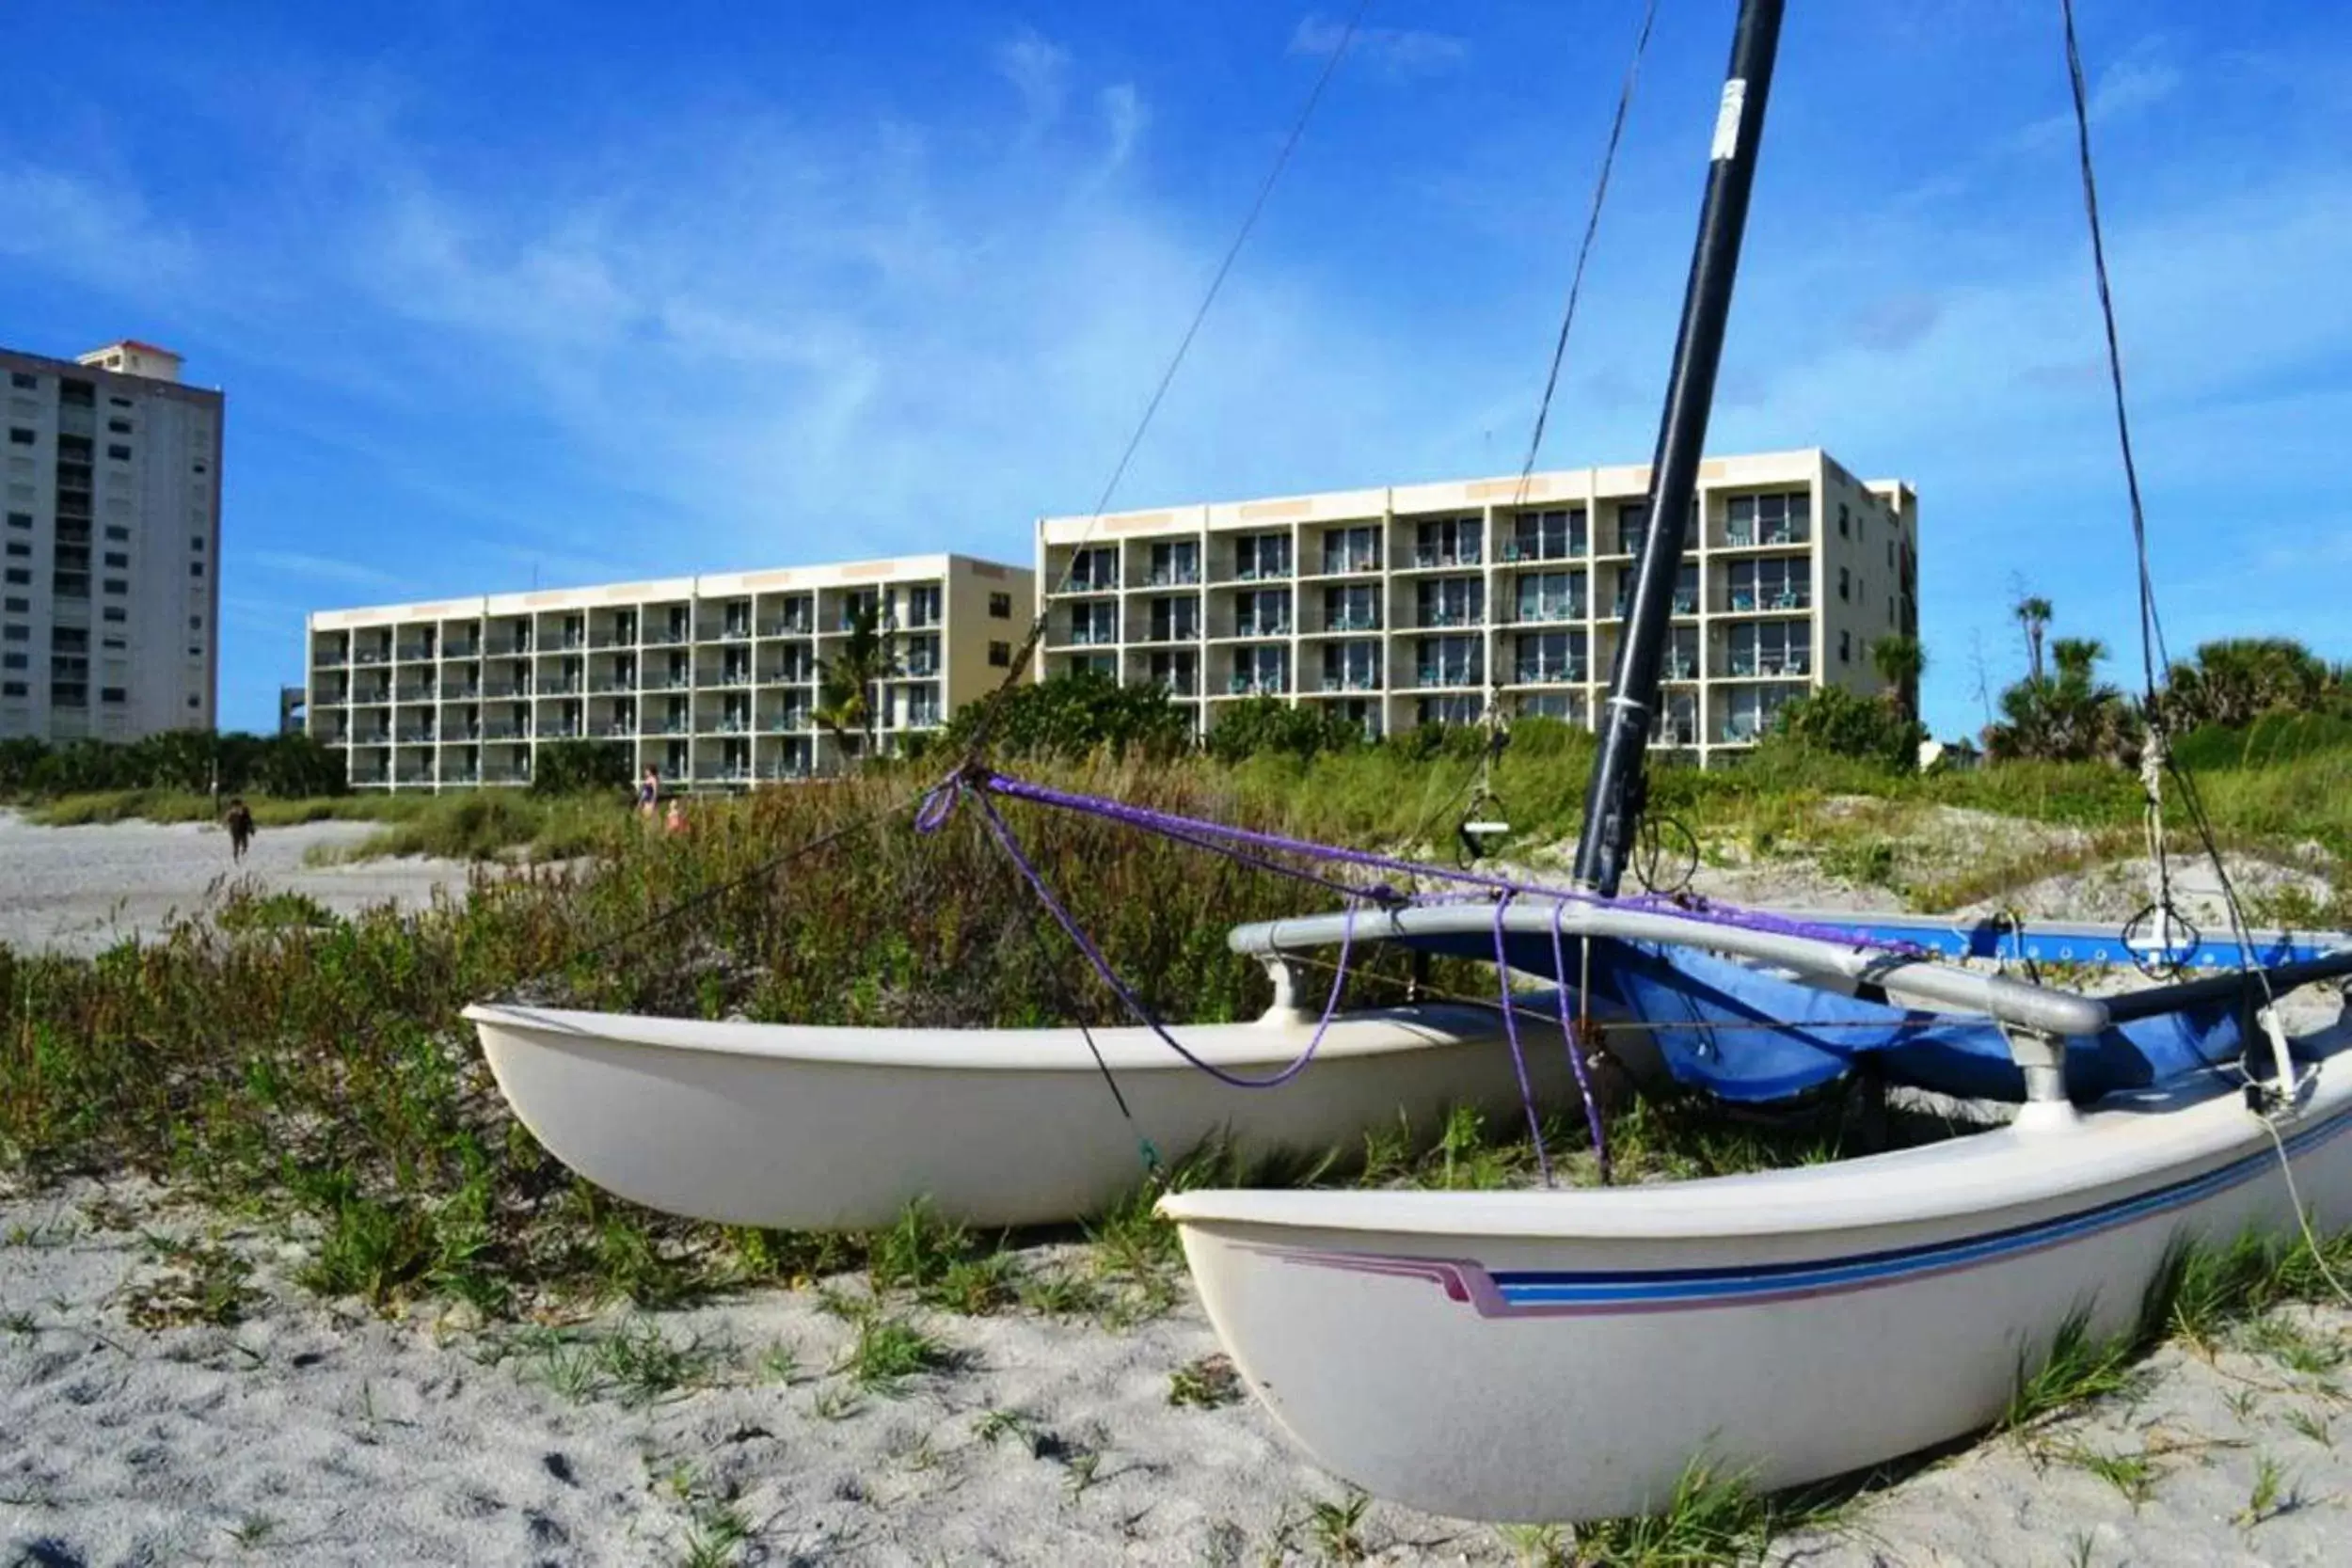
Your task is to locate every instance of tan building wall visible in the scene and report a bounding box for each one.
[1034,448,1917,764]
[305,553,1032,791]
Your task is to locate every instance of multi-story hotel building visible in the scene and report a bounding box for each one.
[305,554,1031,790]
[1036,449,1916,764]
[2,340,224,742]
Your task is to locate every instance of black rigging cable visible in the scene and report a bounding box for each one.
[1512,0,1660,502]
[955,0,1375,766]
[2058,0,2272,997]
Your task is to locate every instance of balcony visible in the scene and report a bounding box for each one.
[483,681,532,699]
[589,676,633,694]
[654,673,694,690]
[395,643,434,662]
[1410,546,1476,570]
[1235,619,1291,639]
[768,713,812,732]
[703,669,753,689]
[1319,673,1382,693]
[1514,598,1583,625]
[395,729,437,745]
[644,628,689,646]
[481,721,529,740]
[1232,563,1293,583]
[905,657,939,678]
[711,715,751,735]
[314,648,350,668]
[442,769,480,786]
[484,641,530,657]
[1145,567,1201,588]
[1502,540,1584,563]
[540,722,583,740]
[763,617,814,637]
[444,641,480,660]
[353,648,389,665]
[1420,609,1483,629]
[711,625,753,642]
[1064,626,1119,647]
[1415,667,1483,689]
[1721,525,1809,548]
[1513,661,1585,686]
[393,685,436,704]
[654,718,692,736]
[349,730,390,746]
[1138,622,1200,644]
[1327,553,1386,576]
[589,632,634,650]
[1612,592,1700,618]
[1326,610,1381,632]
[1661,657,1699,681]
[600,721,636,738]
[1226,674,1288,696]
[1727,654,1812,678]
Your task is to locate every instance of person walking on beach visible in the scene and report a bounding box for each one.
[637,766,660,820]
[224,798,255,863]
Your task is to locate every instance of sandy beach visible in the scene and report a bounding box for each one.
[0,808,474,958]
[5,1177,2349,1566]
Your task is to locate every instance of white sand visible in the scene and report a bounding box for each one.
[0,809,473,958]
[5,1177,2348,1565]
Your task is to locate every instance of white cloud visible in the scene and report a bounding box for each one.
[247,550,407,590]
[993,28,1071,129]
[1289,14,1467,77]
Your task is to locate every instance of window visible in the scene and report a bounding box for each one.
[1147,539,1200,586]
[0,682,24,697]
[1887,540,1895,569]
[108,395,132,408]
[4,542,24,557]
[1724,492,1811,546]
[191,535,205,550]
[7,429,32,446]
[1839,630,1851,663]
[3,597,23,611]
[103,551,128,567]
[1,625,24,641]
[1837,566,1850,602]
[1838,503,1850,538]
[3,569,25,586]
[190,562,204,578]
[105,525,129,540]
[189,614,203,630]
[1325,523,1384,574]
[988,592,1012,619]
[1234,531,1292,581]
[101,687,126,704]
[988,640,1012,668]
[1,653,23,669]
[106,443,133,461]
[107,419,132,434]
[187,695,200,708]
[8,372,34,390]
[5,513,28,529]
[1067,546,1119,592]
[103,579,127,594]
[1509,508,1586,562]
[103,608,126,624]
[193,461,208,475]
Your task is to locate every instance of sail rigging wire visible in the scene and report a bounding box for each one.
[1510,0,1661,507]
[953,0,1374,768]
[2056,0,2280,1017]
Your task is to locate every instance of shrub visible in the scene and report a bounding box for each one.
[1758,685,1922,773]
[1205,696,1370,764]
[930,671,1193,764]
[531,740,632,797]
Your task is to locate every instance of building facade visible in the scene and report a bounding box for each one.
[1036,449,1916,764]
[2,341,224,742]
[305,554,1032,790]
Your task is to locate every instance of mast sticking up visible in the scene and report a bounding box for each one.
[1572,0,1785,895]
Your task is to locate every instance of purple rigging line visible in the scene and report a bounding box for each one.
[1549,901,1612,1184]
[958,783,1368,1089]
[1490,896,1555,1187]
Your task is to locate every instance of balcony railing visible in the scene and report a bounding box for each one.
[589,676,633,693]
[1502,539,1585,562]
[711,625,753,642]
[481,722,528,740]
[1415,666,1483,689]
[644,628,689,646]
[1233,562,1293,583]
[1420,609,1483,628]
[1327,552,1386,575]
[1410,546,1476,570]
[1319,673,1382,692]
[704,669,753,688]
[1066,626,1118,647]
[314,649,349,668]
[353,649,389,665]
[395,644,433,662]
[1140,623,1200,643]
[393,686,436,703]
[1227,674,1289,695]
[484,681,531,698]
[1145,567,1201,588]
[712,716,751,734]
[1661,657,1698,681]
[1513,662,1586,686]
[1326,610,1381,632]
[485,641,530,657]
[442,769,480,785]
[1515,598,1583,625]
[1236,620,1291,639]
[395,729,437,744]
[1727,654,1812,678]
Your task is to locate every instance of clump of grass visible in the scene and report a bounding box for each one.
[833,1303,954,1393]
[2051,1441,2161,1508]
[121,1233,259,1329]
[2004,1308,2154,1433]
[213,889,339,934]
[2235,1451,2300,1529]
[864,1199,1021,1315]
[495,1320,723,1407]
[1571,1458,1843,1568]
[1168,1353,1243,1409]
[1305,1487,1370,1563]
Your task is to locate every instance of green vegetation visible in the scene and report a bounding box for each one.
[0,728,344,800]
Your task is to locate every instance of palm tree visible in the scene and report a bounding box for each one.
[1868,633,1928,721]
[2160,638,2328,731]
[2013,595,2054,686]
[815,602,901,765]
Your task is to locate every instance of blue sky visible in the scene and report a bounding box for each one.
[5,1,2347,736]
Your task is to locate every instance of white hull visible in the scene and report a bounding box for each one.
[1162,1035,2352,1523]
[469,1001,1570,1230]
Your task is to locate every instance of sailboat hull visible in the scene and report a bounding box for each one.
[469,1001,1571,1229]
[1162,1033,2352,1523]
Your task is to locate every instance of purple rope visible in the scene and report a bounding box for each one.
[1489,896,1554,1187]
[976,768,1932,958]
[1549,900,1612,1184]
[967,784,1366,1089]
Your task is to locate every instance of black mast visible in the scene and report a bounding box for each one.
[1572,0,1785,895]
